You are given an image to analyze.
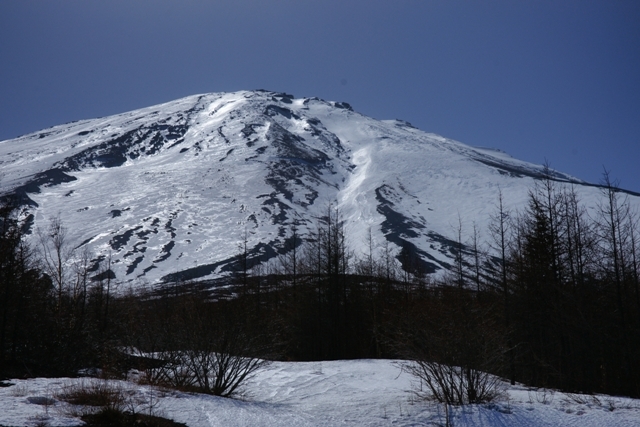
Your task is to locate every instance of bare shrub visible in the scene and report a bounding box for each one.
[527,387,555,405]
[149,347,266,397]
[10,382,29,397]
[81,409,187,427]
[403,360,504,405]
[396,287,506,405]
[55,379,184,427]
[56,379,126,412]
[135,294,270,398]
[562,392,601,406]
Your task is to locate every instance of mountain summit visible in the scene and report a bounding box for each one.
[1,90,635,285]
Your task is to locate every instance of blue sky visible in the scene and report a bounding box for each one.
[1,1,639,190]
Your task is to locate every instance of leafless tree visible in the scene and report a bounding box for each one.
[399,287,505,405]
[141,294,270,398]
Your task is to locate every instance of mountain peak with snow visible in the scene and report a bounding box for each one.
[1,90,634,286]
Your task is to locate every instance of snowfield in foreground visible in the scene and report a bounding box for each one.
[1,359,639,427]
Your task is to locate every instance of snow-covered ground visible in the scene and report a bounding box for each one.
[2,359,639,427]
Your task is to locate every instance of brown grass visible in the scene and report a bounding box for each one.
[56,379,126,409]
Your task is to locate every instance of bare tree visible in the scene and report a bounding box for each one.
[488,188,515,384]
[140,294,270,398]
[38,216,73,311]
[278,223,301,297]
[399,287,505,406]
[595,170,635,385]
[451,213,466,289]
[470,222,484,292]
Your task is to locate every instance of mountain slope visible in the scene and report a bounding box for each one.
[1,90,636,286]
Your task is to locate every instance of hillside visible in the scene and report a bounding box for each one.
[1,90,637,286]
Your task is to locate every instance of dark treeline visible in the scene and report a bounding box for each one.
[0,202,120,377]
[500,172,640,397]
[1,170,640,399]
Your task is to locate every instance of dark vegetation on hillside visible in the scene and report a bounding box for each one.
[1,170,640,402]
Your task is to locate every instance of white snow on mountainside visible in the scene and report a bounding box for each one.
[1,90,638,286]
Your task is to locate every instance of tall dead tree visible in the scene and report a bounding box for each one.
[488,188,515,384]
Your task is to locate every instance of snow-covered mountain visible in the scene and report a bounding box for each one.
[1,90,637,286]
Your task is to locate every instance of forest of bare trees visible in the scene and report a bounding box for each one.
[2,171,640,402]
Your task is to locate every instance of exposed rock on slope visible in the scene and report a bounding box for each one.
[1,90,637,286]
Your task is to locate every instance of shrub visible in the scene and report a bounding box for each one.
[395,287,506,405]
[81,408,187,427]
[131,294,270,398]
[56,379,185,427]
[56,379,126,409]
[402,360,504,405]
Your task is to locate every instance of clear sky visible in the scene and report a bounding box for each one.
[1,1,639,191]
